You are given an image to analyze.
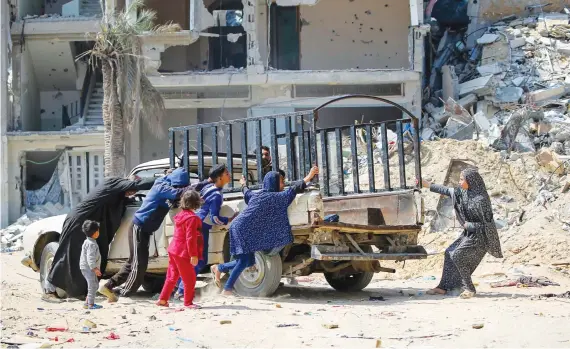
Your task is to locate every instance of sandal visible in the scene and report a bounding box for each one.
[84,304,103,309]
[459,290,475,299]
[156,300,170,307]
[211,265,221,288]
[185,304,202,309]
[426,288,446,295]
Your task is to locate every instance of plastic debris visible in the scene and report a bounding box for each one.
[276,323,299,328]
[104,332,120,340]
[45,327,67,332]
[323,324,339,329]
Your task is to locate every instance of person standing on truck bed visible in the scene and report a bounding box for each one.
[175,164,233,297]
[44,177,155,302]
[99,168,191,301]
[419,168,503,299]
[211,166,319,296]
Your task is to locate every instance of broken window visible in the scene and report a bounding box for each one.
[270,4,300,70]
[206,0,247,70]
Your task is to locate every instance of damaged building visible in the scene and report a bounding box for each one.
[0,0,427,228]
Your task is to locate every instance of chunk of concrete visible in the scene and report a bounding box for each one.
[556,42,570,56]
[473,111,491,132]
[477,63,506,76]
[445,118,474,141]
[527,85,566,104]
[536,148,566,175]
[510,37,527,49]
[459,75,495,97]
[477,33,499,45]
[459,94,478,110]
[442,65,459,101]
[512,76,527,87]
[481,37,509,66]
[495,87,524,104]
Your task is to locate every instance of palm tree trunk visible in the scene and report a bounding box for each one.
[102,61,126,177]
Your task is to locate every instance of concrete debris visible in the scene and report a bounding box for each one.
[476,33,499,45]
[0,205,69,252]
[424,12,570,154]
[458,75,495,97]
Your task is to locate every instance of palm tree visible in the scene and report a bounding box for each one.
[79,0,180,177]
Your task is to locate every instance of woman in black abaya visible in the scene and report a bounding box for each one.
[44,177,154,300]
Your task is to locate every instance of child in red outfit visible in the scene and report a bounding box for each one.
[157,190,203,308]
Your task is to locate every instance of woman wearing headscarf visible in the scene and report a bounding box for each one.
[420,168,502,299]
[211,166,319,296]
[44,177,155,300]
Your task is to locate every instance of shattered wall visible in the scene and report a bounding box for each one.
[477,0,570,20]
[299,0,411,70]
[159,38,209,72]
[6,134,104,224]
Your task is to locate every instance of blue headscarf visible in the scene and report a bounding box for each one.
[262,171,281,192]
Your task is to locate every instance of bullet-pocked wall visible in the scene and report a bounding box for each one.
[299,0,411,70]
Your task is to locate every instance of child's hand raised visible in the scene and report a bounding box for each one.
[239,176,247,186]
[190,256,199,266]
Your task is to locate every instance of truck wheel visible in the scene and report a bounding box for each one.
[142,275,165,293]
[324,245,374,292]
[233,252,282,297]
[39,242,67,298]
[324,270,374,292]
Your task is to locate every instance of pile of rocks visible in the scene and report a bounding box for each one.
[0,203,69,253]
[423,12,570,160]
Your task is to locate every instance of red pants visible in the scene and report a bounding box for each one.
[159,254,196,306]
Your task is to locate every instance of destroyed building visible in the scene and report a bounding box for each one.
[0,0,427,228]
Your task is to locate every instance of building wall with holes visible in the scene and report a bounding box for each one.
[299,0,411,70]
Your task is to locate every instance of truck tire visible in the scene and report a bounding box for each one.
[142,275,165,293]
[324,245,374,292]
[233,252,282,297]
[39,242,67,299]
[324,271,374,292]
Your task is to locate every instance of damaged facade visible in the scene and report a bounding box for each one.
[0,0,426,228]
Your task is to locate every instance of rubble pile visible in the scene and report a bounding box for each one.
[0,203,69,253]
[424,12,570,158]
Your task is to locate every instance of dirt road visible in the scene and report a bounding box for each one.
[2,252,570,348]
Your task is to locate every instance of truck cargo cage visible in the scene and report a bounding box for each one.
[169,95,422,195]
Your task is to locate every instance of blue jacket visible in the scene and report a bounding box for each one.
[133,168,189,233]
[196,184,229,228]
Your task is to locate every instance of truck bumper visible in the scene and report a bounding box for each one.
[311,245,428,261]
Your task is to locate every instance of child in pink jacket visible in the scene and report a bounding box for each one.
[157,190,204,308]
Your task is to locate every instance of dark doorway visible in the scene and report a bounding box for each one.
[270,5,300,70]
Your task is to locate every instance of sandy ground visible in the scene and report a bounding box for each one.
[2,252,570,348]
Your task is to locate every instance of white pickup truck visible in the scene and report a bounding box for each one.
[22,97,429,298]
[21,155,323,297]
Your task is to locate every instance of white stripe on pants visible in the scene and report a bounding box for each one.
[121,226,140,296]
